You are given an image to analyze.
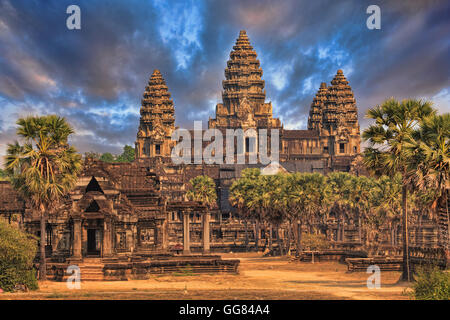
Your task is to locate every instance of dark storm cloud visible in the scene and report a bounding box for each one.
[0,0,449,162]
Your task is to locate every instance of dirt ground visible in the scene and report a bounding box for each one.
[0,253,411,300]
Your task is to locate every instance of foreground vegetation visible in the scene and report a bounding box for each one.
[4,115,82,280]
[0,220,38,292]
[228,99,448,282]
[412,266,450,300]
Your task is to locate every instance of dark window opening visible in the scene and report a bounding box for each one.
[155,144,161,155]
[86,176,104,194]
[86,200,100,212]
[245,137,250,153]
[214,229,223,239]
[46,225,52,246]
[323,146,328,153]
[339,143,345,153]
[353,146,357,153]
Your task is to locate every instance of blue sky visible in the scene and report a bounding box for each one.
[0,0,449,161]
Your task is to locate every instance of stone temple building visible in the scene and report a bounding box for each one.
[5,30,430,267]
[135,30,361,172]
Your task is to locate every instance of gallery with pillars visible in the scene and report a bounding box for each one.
[19,159,216,262]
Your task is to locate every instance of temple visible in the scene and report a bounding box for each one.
[135,69,176,158]
[1,30,441,276]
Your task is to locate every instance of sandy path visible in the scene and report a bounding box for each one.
[0,255,409,300]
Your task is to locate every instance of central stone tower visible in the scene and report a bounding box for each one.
[208,30,281,131]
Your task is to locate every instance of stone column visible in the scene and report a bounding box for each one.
[202,212,211,254]
[103,218,112,257]
[162,213,169,251]
[73,218,82,259]
[183,211,191,255]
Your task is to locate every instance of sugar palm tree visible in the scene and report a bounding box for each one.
[349,175,376,244]
[283,173,309,253]
[5,115,81,280]
[327,172,354,242]
[230,168,262,251]
[407,113,449,254]
[302,173,329,234]
[363,98,435,281]
[371,175,403,246]
[186,175,218,209]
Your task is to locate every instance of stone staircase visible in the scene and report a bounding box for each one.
[73,258,105,282]
[78,264,105,281]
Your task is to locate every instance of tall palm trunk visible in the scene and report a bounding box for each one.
[39,207,47,280]
[296,220,303,253]
[391,224,395,246]
[287,224,292,254]
[268,224,273,252]
[244,221,249,252]
[401,183,411,281]
[276,227,284,256]
[336,217,341,242]
[358,214,362,244]
[254,219,259,252]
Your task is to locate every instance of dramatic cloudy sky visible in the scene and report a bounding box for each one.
[0,0,449,163]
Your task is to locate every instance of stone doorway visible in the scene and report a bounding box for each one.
[87,228,101,256]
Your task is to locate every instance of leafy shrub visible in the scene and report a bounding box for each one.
[301,233,330,251]
[412,265,450,300]
[0,220,38,292]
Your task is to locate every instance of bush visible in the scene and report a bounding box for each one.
[412,266,450,300]
[0,220,39,292]
[301,233,329,251]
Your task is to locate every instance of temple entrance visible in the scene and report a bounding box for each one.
[87,229,100,256]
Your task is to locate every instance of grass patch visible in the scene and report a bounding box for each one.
[45,292,67,299]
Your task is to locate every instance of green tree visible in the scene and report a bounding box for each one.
[186,175,217,209]
[84,151,101,160]
[300,233,330,263]
[230,168,264,251]
[115,145,135,163]
[327,172,354,242]
[282,173,309,253]
[302,173,329,234]
[0,168,8,181]
[349,175,376,244]
[371,175,403,246]
[4,115,82,280]
[363,98,436,281]
[407,113,450,253]
[100,152,115,163]
[0,220,38,291]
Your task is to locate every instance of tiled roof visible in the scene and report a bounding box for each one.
[282,129,319,139]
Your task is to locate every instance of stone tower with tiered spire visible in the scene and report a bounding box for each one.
[208,30,281,131]
[135,69,176,158]
[308,82,328,131]
[319,69,360,156]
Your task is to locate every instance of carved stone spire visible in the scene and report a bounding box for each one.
[322,69,358,130]
[208,30,281,130]
[320,69,360,156]
[308,82,328,130]
[135,69,175,158]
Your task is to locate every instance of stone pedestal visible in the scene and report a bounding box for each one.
[183,212,191,255]
[202,213,210,254]
[73,218,82,259]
